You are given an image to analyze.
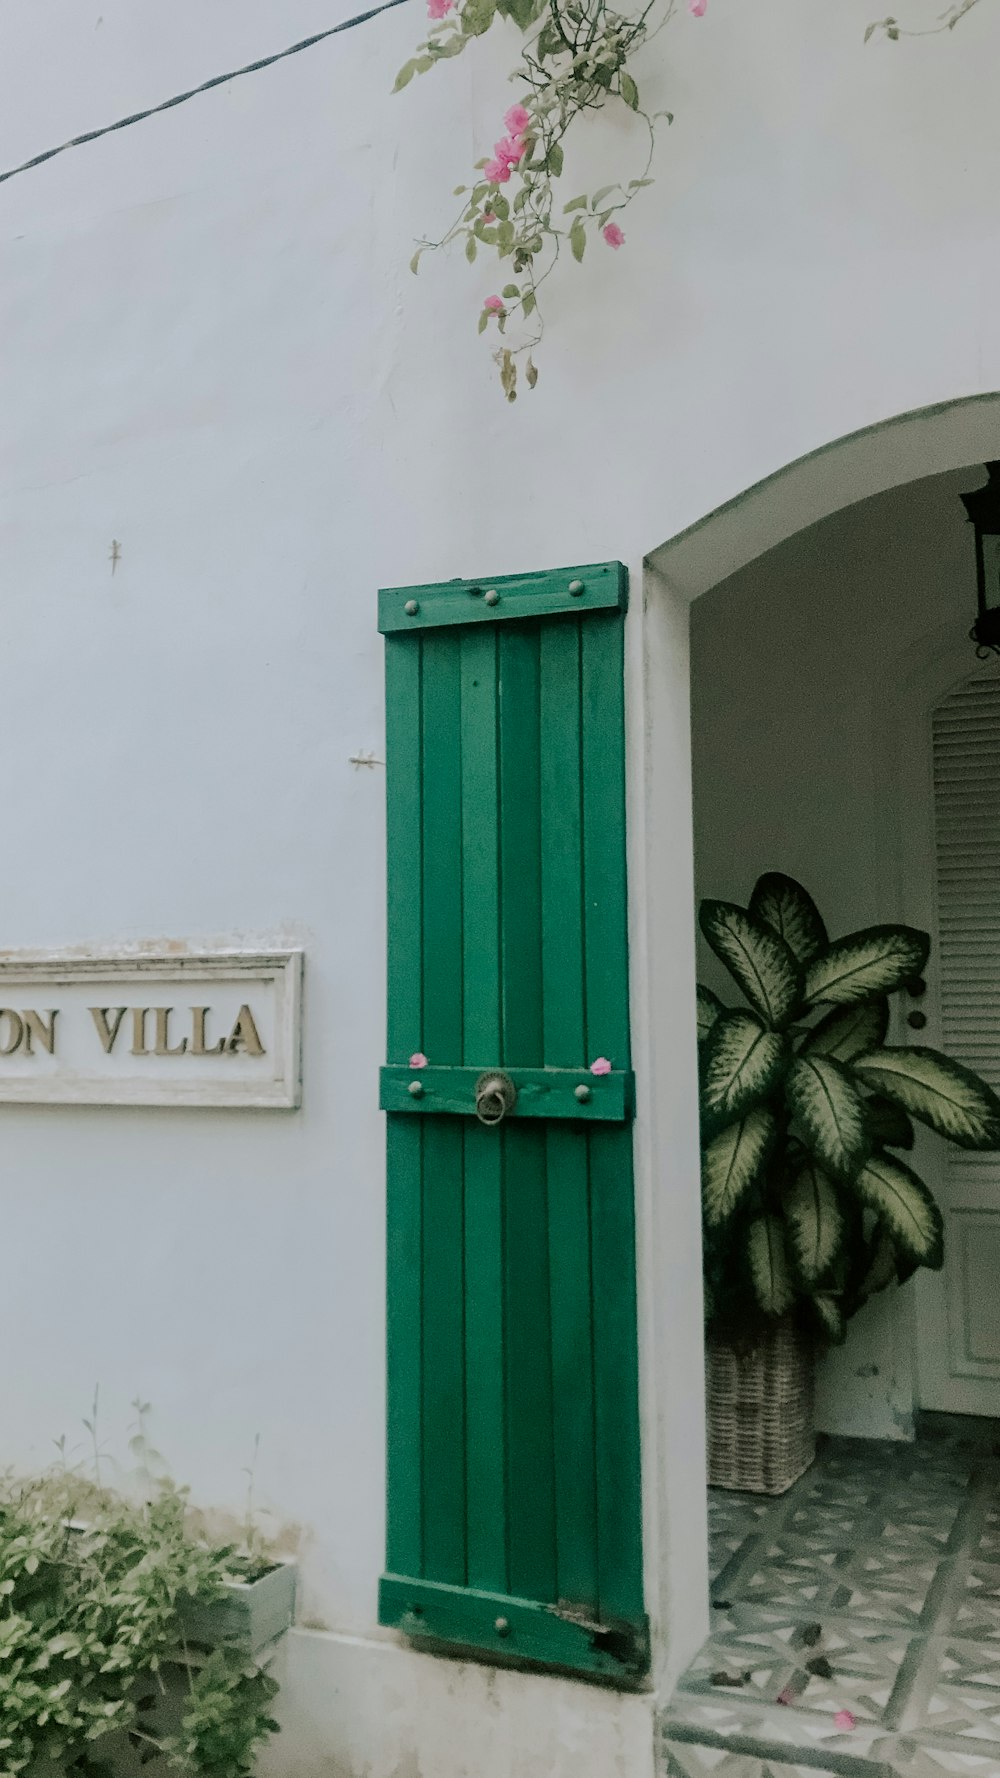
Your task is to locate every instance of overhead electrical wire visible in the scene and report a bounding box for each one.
[0,0,413,191]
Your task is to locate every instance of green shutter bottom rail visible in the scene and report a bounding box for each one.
[378,562,627,634]
[380,1064,634,1121]
[379,1575,650,1682]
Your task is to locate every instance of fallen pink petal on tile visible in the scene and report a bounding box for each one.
[590,1056,612,1075]
[834,1710,856,1732]
[408,1052,428,1068]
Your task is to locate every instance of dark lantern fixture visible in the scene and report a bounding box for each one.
[960,461,1000,659]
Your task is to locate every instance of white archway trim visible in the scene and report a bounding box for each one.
[649,392,1000,603]
[633,392,1000,1701]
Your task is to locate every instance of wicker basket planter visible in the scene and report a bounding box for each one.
[706,1320,816,1495]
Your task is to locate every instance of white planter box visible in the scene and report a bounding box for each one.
[176,1560,297,1657]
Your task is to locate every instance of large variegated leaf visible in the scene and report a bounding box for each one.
[854,1047,1000,1150]
[803,925,930,1008]
[700,901,802,1029]
[749,872,828,966]
[701,1012,787,1126]
[851,1153,943,1267]
[811,1292,846,1344]
[702,1108,775,1227]
[785,1055,870,1179]
[697,984,724,1046]
[801,998,889,1065]
[866,1095,915,1151]
[783,1162,844,1285]
[858,1227,898,1299]
[747,1216,794,1317]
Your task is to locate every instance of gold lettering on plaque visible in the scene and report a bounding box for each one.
[190,1007,225,1057]
[153,1007,188,1057]
[130,1007,149,1056]
[22,1010,57,1055]
[89,1008,128,1054]
[0,1010,24,1055]
[227,1004,266,1056]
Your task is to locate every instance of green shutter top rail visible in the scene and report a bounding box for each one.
[380,1064,634,1121]
[378,562,627,634]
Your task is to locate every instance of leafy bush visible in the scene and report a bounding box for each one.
[698,873,1000,1346]
[0,1460,280,1777]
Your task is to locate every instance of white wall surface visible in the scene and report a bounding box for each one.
[2,0,1000,1766]
[690,469,985,1439]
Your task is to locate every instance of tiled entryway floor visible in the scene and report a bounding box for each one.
[661,1416,1000,1778]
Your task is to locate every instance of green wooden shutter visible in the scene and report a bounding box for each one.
[378,563,647,1681]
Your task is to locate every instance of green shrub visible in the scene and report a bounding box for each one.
[0,1459,279,1777]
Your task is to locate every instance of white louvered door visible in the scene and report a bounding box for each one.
[915,672,1000,1414]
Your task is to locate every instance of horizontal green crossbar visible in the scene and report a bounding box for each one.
[380,1064,634,1121]
[378,562,627,634]
[379,1574,649,1680]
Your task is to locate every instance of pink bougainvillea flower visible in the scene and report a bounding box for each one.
[483,295,505,313]
[590,1057,612,1075]
[495,134,527,167]
[602,222,625,249]
[776,1687,794,1707]
[504,103,531,135]
[482,211,497,224]
[483,157,511,184]
[689,0,707,14]
[408,1052,429,1068]
[427,0,454,16]
[834,1712,856,1733]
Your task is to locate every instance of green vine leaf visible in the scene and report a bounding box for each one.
[620,71,639,108]
[462,0,498,35]
[570,217,587,261]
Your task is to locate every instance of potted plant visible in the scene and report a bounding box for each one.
[698,872,1000,1495]
[0,1457,292,1776]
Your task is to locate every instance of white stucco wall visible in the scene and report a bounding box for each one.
[2,0,1000,1769]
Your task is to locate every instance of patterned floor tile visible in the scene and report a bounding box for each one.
[662,1739,887,1778]
[659,1424,1000,1778]
[677,1606,911,1727]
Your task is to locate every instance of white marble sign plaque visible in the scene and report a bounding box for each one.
[0,952,302,1107]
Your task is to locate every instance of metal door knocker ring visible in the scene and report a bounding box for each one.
[475,1071,517,1126]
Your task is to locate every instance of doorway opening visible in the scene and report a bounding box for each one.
[643,412,1000,1774]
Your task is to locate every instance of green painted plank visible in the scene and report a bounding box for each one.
[539,617,586,1068]
[581,612,630,1066]
[496,623,556,1600]
[459,632,507,1593]
[385,636,423,1063]
[503,1124,557,1602]
[546,1123,599,1608]
[498,625,543,1067]
[421,1119,467,1585]
[379,1064,633,1120]
[590,1125,644,1620]
[417,635,467,1585]
[379,1574,649,1679]
[421,631,464,1062]
[463,1122,507,1593]
[385,1116,423,1577]
[379,562,627,634]
[460,628,501,1061]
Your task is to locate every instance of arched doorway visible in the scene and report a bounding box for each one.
[632,393,1000,1702]
[633,400,996,1778]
